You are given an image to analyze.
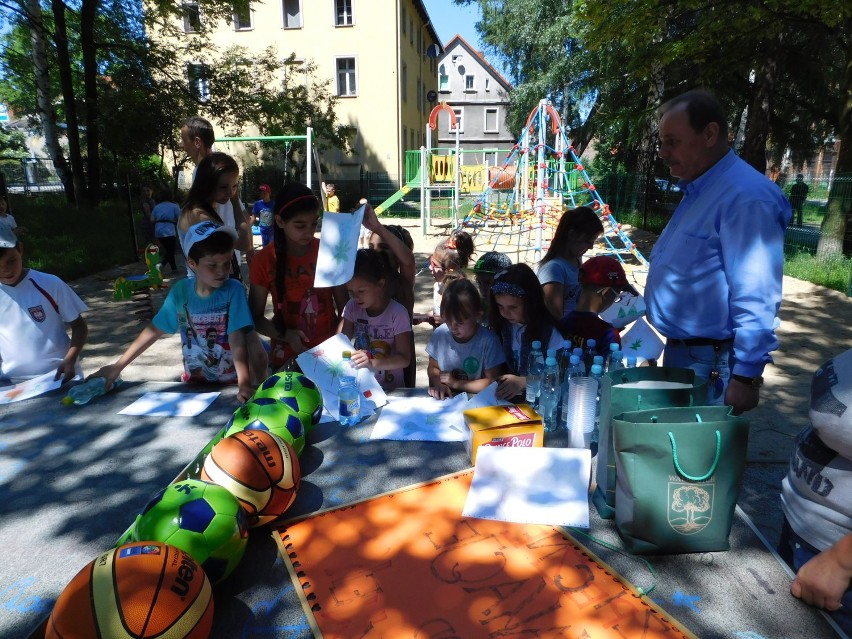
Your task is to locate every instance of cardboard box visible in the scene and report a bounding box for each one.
[463,404,544,464]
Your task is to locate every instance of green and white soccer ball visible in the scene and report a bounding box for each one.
[252,371,323,434]
[225,397,306,456]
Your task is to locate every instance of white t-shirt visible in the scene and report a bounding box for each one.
[0,269,89,380]
[342,298,412,390]
[0,214,18,235]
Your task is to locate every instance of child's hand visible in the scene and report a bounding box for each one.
[282,329,309,354]
[54,359,77,383]
[359,199,381,233]
[350,350,373,370]
[496,374,524,400]
[237,383,255,404]
[90,364,121,390]
[439,371,453,389]
[428,383,452,400]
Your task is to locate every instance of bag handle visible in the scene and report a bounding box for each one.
[668,430,721,482]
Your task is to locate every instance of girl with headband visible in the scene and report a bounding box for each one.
[249,182,348,371]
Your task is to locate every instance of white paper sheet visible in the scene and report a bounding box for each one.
[463,446,591,528]
[296,333,388,421]
[370,393,470,441]
[619,317,665,364]
[117,392,220,417]
[314,204,366,287]
[599,292,646,329]
[0,371,63,404]
[464,381,512,410]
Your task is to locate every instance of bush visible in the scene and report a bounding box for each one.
[9,194,140,281]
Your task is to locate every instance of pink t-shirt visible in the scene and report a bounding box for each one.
[342,298,412,390]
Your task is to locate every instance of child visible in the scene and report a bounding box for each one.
[426,278,506,399]
[0,194,24,236]
[253,184,275,248]
[151,189,181,274]
[537,206,604,321]
[489,264,563,401]
[325,183,340,212]
[339,248,412,391]
[428,229,475,322]
[0,226,89,383]
[249,182,348,371]
[558,255,638,356]
[93,222,255,402]
[472,251,512,319]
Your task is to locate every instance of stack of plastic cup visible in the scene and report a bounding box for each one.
[566,377,598,449]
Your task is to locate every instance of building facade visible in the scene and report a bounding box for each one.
[435,35,514,164]
[169,0,441,187]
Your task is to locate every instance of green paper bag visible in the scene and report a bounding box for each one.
[612,406,749,554]
[593,367,707,519]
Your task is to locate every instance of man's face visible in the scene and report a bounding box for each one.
[658,105,719,182]
[179,126,205,162]
[206,329,218,346]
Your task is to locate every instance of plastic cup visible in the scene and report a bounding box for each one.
[566,377,597,448]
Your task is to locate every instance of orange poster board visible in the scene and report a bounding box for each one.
[276,470,697,639]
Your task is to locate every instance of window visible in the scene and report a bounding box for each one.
[484,108,498,133]
[452,54,463,65]
[401,62,407,102]
[282,0,301,28]
[485,78,490,92]
[336,57,357,96]
[182,2,200,32]
[450,108,463,133]
[465,74,475,91]
[438,64,449,92]
[233,2,252,30]
[188,63,210,102]
[335,0,353,26]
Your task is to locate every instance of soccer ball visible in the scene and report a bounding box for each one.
[129,479,249,584]
[225,397,306,456]
[253,371,323,433]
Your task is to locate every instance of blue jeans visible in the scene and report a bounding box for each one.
[778,518,852,635]
[259,225,274,247]
[661,341,733,405]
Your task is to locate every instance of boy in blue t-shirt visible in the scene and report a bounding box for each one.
[94,222,256,402]
[252,184,275,248]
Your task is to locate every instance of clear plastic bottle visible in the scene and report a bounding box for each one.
[626,355,637,368]
[606,342,620,372]
[557,339,573,377]
[338,351,361,426]
[539,356,561,433]
[608,350,625,372]
[589,363,604,451]
[61,377,120,406]
[583,339,597,371]
[560,354,584,427]
[572,347,586,376]
[593,355,604,370]
[525,340,544,406]
[354,318,371,352]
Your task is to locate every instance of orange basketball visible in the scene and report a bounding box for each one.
[201,429,301,527]
[46,542,213,639]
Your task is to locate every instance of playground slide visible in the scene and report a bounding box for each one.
[374,183,414,215]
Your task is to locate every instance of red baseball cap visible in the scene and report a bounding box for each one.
[258,184,271,193]
[579,256,639,296]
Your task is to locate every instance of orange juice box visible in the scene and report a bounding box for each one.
[463,404,544,464]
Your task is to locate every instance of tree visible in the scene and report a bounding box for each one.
[0,124,27,164]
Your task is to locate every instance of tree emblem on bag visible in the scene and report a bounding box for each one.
[668,483,713,534]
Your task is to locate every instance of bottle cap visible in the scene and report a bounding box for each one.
[610,342,620,352]
[570,355,580,364]
[342,350,352,358]
[532,340,542,349]
[591,364,603,374]
[547,349,556,358]
[593,355,604,365]
[588,339,597,347]
[545,357,557,365]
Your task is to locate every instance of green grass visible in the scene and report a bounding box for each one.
[8,194,142,281]
[784,249,852,294]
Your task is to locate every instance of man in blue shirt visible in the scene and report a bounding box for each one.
[645,90,791,415]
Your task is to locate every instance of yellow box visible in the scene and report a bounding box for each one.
[463,404,544,464]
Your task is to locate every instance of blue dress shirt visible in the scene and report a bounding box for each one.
[645,149,792,377]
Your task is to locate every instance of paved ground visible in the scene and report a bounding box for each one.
[69,217,852,548]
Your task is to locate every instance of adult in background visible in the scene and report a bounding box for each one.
[151,189,181,274]
[645,89,791,415]
[789,173,810,227]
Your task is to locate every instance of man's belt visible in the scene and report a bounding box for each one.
[667,337,734,348]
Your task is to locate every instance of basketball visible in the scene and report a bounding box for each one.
[253,371,323,434]
[225,397,306,456]
[131,479,249,584]
[201,430,301,527]
[46,542,213,639]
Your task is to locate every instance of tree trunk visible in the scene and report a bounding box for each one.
[26,0,74,202]
[81,0,101,205]
[51,0,87,202]
[740,40,779,174]
[816,27,852,258]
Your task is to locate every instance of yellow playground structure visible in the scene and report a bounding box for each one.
[376,99,647,268]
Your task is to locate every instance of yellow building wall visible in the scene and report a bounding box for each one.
[163,0,439,185]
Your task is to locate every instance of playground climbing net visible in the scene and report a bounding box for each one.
[458,99,648,269]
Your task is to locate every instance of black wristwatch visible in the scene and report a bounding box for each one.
[731,374,764,389]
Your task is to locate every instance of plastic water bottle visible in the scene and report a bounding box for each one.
[606,342,620,371]
[557,339,573,377]
[589,364,604,451]
[572,347,586,376]
[609,350,625,372]
[525,340,544,406]
[540,356,561,433]
[626,355,637,368]
[338,351,361,426]
[583,339,597,371]
[560,354,584,427]
[61,377,120,406]
[354,318,370,352]
[593,355,604,370]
